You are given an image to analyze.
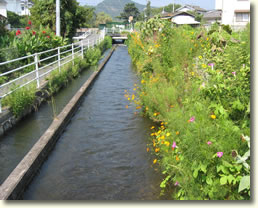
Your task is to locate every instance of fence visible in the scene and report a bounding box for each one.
[0,29,105,113]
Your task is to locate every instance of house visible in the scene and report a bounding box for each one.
[170,11,200,27]
[20,0,33,16]
[0,0,7,17]
[215,0,250,30]
[175,4,207,15]
[5,0,21,15]
[203,10,222,26]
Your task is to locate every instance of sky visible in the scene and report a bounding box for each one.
[78,0,215,10]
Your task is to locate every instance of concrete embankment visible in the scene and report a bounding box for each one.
[0,46,116,200]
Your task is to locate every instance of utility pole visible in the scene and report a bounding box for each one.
[173,0,175,13]
[56,0,61,36]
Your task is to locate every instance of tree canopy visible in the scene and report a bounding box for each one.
[30,0,94,40]
[118,3,140,22]
[94,12,112,27]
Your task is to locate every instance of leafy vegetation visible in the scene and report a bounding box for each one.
[127,17,250,200]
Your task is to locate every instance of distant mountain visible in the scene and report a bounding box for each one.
[95,0,146,20]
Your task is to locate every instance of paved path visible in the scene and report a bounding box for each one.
[0,33,101,98]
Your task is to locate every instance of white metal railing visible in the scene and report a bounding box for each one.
[104,27,132,35]
[0,29,106,113]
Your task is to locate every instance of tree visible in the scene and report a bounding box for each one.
[30,0,94,40]
[7,11,27,28]
[94,12,112,27]
[145,0,151,20]
[118,3,140,22]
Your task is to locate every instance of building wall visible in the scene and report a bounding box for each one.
[215,0,250,29]
[0,1,7,17]
[172,15,197,24]
[6,0,21,15]
[20,0,32,15]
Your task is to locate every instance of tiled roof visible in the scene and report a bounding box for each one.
[203,10,222,20]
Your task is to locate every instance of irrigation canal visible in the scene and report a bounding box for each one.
[0,46,164,200]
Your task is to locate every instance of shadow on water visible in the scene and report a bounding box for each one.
[22,46,165,200]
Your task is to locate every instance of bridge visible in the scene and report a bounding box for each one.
[104,27,131,43]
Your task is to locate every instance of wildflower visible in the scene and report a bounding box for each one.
[42,30,46,34]
[153,112,158,116]
[206,37,209,41]
[202,64,207,68]
[146,147,150,152]
[136,106,141,109]
[47,36,50,38]
[217,152,223,158]
[153,159,157,164]
[155,148,160,153]
[172,141,176,150]
[146,107,149,111]
[26,26,30,30]
[191,72,195,76]
[176,131,180,135]
[128,97,130,100]
[133,88,136,91]
[210,114,216,119]
[141,80,145,84]
[164,141,170,146]
[32,31,36,35]
[188,116,195,123]
[176,155,180,161]
[160,135,165,140]
[232,71,236,76]
[166,132,171,137]
[28,20,32,25]
[151,126,155,129]
[151,133,155,136]
[16,30,21,36]
[208,63,214,67]
[170,105,174,108]
[207,141,212,145]
[174,181,179,186]
[132,94,135,100]
[199,56,203,60]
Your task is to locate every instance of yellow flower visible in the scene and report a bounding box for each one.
[151,126,155,129]
[164,141,170,146]
[146,107,149,111]
[202,64,207,69]
[166,133,171,137]
[191,72,195,76]
[157,130,161,134]
[136,106,141,109]
[128,97,130,100]
[133,88,136,91]
[161,122,164,125]
[199,56,203,59]
[141,80,145,84]
[151,133,155,136]
[132,94,135,100]
[160,135,165,140]
[176,155,180,161]
[153,112,158,116]
[176,131,180,135]
[153,159,157,164]
[164,122,168,125]
[146,147,150,152]
[211,114,216,119]
[206,37,209,41]
[155,148,160,153]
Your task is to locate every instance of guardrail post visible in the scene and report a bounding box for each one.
[88,39,90,49]
[81,41,84,59]
[35,53,40,88]
[0,96,2,113]
[58,47,61,73]
[72,43,74,65]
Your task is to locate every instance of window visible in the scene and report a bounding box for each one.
[235,12,250,22]
[21,7,24,10]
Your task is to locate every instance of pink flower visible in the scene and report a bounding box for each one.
[208,63,214,67]
[232,71,236,76]
[26,26,30,30]
[217,152,223,158]
[28,20,32,25]
[207,141,212,145]
[172,141,176,149]
[188,116,195,123]
[174,181,179,186]
[32,31,36,35]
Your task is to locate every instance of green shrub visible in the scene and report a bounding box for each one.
[2,84,36,117]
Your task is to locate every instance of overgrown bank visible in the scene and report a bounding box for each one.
[127,18,250,200]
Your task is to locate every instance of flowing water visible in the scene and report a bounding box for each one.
[1,46,164,200]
